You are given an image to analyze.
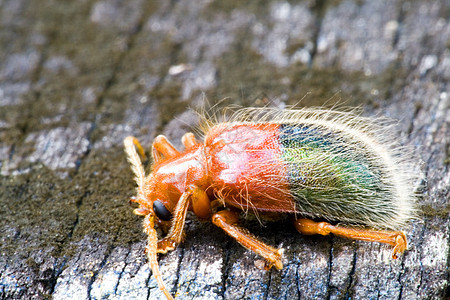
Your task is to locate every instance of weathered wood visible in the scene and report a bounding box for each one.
[0,0,448,299]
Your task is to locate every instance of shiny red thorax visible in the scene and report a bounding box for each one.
[146,124,295,215]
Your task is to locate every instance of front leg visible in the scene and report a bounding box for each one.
[156,185,208,253]
[212,210,284,270]
[156,187,192,253]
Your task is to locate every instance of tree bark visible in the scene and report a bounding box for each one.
[0,0,448,299]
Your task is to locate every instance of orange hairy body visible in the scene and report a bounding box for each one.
[124,108,416,299]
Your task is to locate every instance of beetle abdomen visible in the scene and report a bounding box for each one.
[205,108,417,229]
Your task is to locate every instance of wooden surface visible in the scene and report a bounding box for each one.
[0,0,449,299]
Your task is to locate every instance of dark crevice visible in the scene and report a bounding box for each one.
[416,218,428,295]
[343,249,357,299]
[13,228,21,240]
[7,144,15,161]
[72,121,96,175]
[325,239,334,300]
[171,245,185,296]
[45,259,66,295]
[44,125,95,295]
[29,52,47,89]
[396,244,408,300]
[220,239,232,299]
[145,259,153,300]
[0,264,7,290]
[114,248,131,295]
[392,1,406,51]
[398,281,404,300]
[308,0,327,68]
[446,270,450,299]
[263,268,272,300]
[384,1,408,103]
[187,254,201,296]
[263,228,283,300]
[93,0,151,111]
[424,92,448,167]
[86,236,118,300]
[66,192,85,239]
[42,190,89,296]
[375,259,381,300]
[242,278,251,297]
[406,100,422,135]
[295,262,301,299]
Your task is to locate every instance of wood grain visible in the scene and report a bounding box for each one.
[0,0,448,299]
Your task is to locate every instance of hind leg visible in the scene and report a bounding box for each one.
[294,218,407,259]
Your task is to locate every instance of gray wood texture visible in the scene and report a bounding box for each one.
[0,0,448,299]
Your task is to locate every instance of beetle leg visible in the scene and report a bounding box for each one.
[191,186,211,219]
[157,185,198,254]
[212,210,284,270]
[294,218,407,259]
[152,135,179,162]
[181,132,199,149]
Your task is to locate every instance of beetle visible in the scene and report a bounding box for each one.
[124,107,417,299]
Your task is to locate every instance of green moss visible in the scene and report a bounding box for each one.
[420,203,450,219]
[0,145,146,261]
[0,166,77,258]
[63,147,146,249]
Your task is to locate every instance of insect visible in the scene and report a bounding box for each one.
[124,107,417,299]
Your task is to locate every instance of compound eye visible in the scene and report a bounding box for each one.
[153,200,172,221]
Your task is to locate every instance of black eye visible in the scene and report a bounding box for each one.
[153,200,172,221]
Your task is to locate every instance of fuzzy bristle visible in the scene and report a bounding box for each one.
[204,107,419,230]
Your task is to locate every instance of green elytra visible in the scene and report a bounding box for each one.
[279,124,396,227]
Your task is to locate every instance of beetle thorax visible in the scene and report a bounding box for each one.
[145,145,209,213]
